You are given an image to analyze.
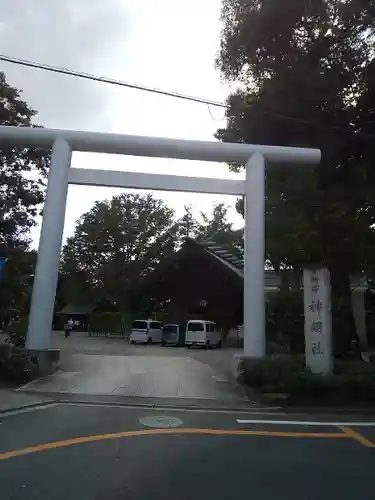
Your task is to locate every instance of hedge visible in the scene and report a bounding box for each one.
[239,355,375,403]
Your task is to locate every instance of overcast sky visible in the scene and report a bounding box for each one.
[0,0,244,246]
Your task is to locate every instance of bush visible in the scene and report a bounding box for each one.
[266,290,304,354]
[0,345,37,384]
[2,316,28,347]
[286,371,332,398]
[334,359,375,375]
[240,355,375,403]
[239,355,304,389]
[332,372,375,401]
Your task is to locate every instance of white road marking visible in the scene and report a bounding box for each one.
[236,419,375,427]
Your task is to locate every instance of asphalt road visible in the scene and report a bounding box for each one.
[1,403,375,500]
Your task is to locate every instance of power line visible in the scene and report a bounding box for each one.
[0,53,372,137]
[0,54,227,109]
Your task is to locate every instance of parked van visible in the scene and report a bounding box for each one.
[130,319,163,344]
[161,324,185,347]
[185,320,222,348]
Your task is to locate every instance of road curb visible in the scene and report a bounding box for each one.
[2,396,375,418]
[0,400,56,416]
[57,399,375,417]
[51,397,273,413]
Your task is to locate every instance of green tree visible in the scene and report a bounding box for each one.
[198,203,243,258]
[0,72,48,251]
[0,249,36,329]
[0,72,49,328]
[216,0,375,353]
[176,204,199,239]
[199,203,232,237]
[61,193,178,310]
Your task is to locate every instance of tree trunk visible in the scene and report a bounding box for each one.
[351,289,368,352]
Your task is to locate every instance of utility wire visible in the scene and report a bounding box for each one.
[0,53,372,137]
[0,54,227,109]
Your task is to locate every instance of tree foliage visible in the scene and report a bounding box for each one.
[197,202,243,258]
[0,72,49,251]
[216,0,375,351]
[61,193,178,309]
[60,197,245,310]
[217,0,375,271]
[0,249,36,328]
[0,72,49,327]
[173,202,243,256]
[176,205,199,239]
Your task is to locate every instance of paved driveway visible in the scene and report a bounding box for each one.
[19,332,248,408]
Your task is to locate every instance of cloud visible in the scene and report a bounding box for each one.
[0,0,245,248]
[0,0,129,129]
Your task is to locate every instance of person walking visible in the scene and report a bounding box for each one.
[65,317,74,338]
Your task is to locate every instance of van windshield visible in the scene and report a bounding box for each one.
[187,322,205,332]
[132,321,148,330]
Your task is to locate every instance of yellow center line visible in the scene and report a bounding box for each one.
[0,427,347,461]
[338,426,375,448]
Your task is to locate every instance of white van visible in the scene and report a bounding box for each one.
[185,320,222,348]
[130,319,163,344]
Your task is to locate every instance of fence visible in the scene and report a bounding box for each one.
[88,312,131,338]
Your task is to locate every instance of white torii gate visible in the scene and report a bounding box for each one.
[0,126,321,358]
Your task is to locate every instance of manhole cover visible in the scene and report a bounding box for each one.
[139,415,183,428]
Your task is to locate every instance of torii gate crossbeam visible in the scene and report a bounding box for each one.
[0,125,320,360]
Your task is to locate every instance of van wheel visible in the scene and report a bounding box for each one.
[131,340,135,345]
[147,337,152,344]
[186,345,191,349]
